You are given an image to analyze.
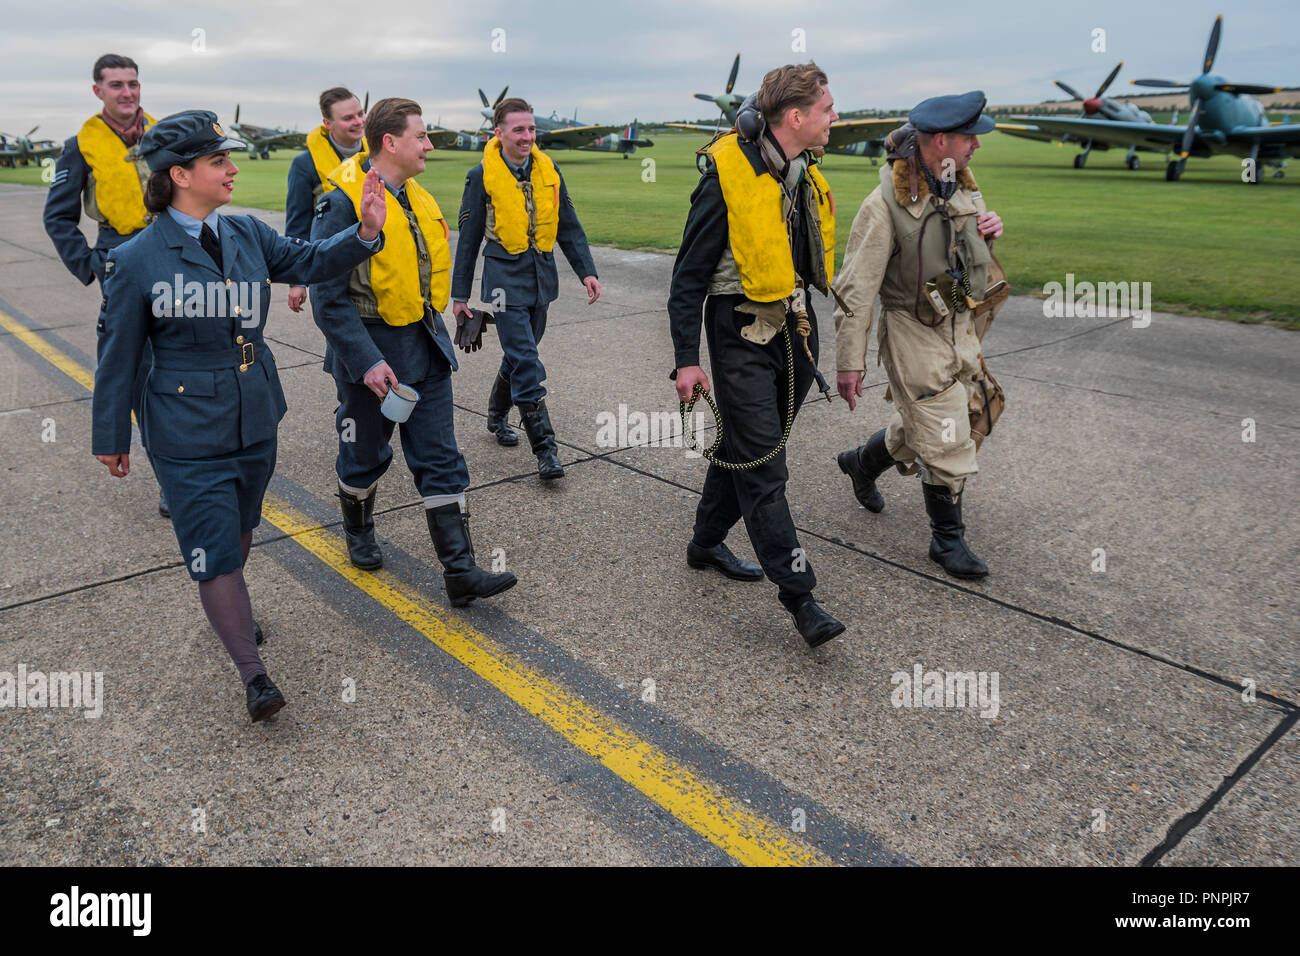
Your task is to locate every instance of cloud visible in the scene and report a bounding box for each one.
[2,0,1297,138]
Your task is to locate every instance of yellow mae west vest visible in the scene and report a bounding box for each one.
[77,111,156,234]
[481,137,560,254]
[306,125,367,194]
[328,155,451,325]
[704,132,835,302]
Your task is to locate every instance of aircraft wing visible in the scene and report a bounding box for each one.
[995,121,1057,143]
[825,118,904,149]
[1228,124,1300,146]
[665,123,724,134]
[260,131,306,149]
[0,143,62,161]
[1009,116,1188,151]
[537,124,622,149]
[426,128,459,148]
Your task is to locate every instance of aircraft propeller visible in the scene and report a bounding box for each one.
[478,86,510,109]
[693,53,743,134]
[1095,62,1123,98]
[1214,83,1281,95]
[1055,62,1123,117]
[477,86,511,129]
[1053,80,1085,101]
[1132,15,1226,158]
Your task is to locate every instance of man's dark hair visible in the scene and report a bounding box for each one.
[364,97,422,153]
[320,87,359,121]
[93,54,139,84]
[493,97,534,131]
[756,62,828,127]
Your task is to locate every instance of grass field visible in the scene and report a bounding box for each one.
[5,130,1297,326]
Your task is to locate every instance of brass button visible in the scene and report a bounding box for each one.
[239,364,248,373]
[225,278,232,287]
[177,385,184,393]
[233,306,242,316]
[174,299,181,307]
[236,335,244,344]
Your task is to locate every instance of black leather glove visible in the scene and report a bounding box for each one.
[454,309,491,352]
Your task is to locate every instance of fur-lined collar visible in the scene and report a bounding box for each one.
[891,159,979,207]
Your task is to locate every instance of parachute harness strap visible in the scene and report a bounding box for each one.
[680,320,796,471]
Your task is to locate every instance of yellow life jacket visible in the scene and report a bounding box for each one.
[77,112,156,234]
[306,124,366,192]
[704,132,835,302]
[481,137,560,254]
[328,155,451,325]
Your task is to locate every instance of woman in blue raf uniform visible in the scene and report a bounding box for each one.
[91,110,387,722]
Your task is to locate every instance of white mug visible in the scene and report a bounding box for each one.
[380,382,419,423]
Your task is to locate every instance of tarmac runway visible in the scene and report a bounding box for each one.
[1,181,1296,865]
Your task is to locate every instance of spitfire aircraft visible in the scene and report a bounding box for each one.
[424,123,467,149]
[229,105,306,159]
[1007,16,1298,183]
[667,53,904,161]
[432,87,651,156]
[0,127,62,168]
[997,63,1173,169]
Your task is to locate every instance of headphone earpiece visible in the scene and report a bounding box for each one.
[735,94,765,142]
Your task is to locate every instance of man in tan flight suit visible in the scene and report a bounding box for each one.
[833,91,1006,579]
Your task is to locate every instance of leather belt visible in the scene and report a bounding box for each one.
[152,343,267,373]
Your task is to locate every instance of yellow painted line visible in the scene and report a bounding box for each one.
[0,309,96,392]
[1,305,830,867]
[264,493,827,866]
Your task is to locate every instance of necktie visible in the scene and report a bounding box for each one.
[200,222,223,272]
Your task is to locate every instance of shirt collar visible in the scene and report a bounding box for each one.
[166,205,222,240]
[505,154,531,179]
[362,158,407,201]
[328,131,364,159]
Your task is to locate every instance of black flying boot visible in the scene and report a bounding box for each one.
[518,400,565,480]
[686,541,764,581]
[922,483,989,579]
[487,373,519,447]
[158,489,171,519]
[784,594,846,648]
[338,486,383,570]
[425,503,518,606]
[837,428,893,513]
[245,674,286,722]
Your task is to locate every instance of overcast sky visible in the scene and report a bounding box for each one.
[2,0,1296,139]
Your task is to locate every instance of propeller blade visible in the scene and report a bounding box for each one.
[1096,62,1122,97]
[26,125,39,138]
[478,88,490,108]
[495,86,509,107]
[363,91,369,112]
[1131,79,1187,89]
[726,53,740,95]
[235,104,240,124]
[1054,80,1084,100]
[1180,99,1201,159]
[1203,14,1222,74]
[1214,83,1281,95]
[694,93,716,102]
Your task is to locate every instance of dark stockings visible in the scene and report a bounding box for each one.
[197,531,264,685]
